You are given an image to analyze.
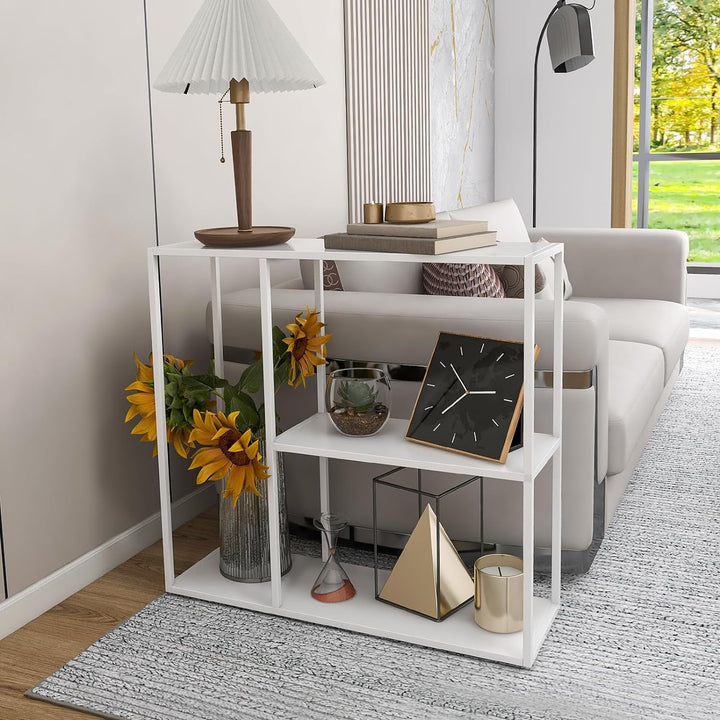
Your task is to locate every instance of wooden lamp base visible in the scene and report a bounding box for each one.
[194,225,295,248]
[195,88,294,249]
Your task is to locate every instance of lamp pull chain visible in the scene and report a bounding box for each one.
[218,89,230,163]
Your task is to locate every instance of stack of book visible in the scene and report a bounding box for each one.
[323,219,496,255]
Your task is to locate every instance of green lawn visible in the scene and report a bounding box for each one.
[632,160,720,263]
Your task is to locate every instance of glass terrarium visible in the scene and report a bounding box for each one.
[325,367,391,437]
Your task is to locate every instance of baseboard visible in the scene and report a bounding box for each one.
[0,485,216,641]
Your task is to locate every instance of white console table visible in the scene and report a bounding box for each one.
[148,237,564,668]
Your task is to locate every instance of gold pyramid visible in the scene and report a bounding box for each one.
[379,504,474,619]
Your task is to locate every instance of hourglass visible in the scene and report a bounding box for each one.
[311,514,356,602]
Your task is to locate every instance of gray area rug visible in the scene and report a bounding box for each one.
[28,346,720,719]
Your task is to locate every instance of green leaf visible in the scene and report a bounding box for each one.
[169,409,184,428]
[187,374,224,389]
[228,391,260,430]
[239,360,264,394]
[274,357,290,388]
[272,326,289,359]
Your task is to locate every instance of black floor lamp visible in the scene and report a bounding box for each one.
[533,1,595,227]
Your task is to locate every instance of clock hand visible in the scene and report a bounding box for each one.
[441,393,466,415]
[468,390,497,395]
[449,363,468,393]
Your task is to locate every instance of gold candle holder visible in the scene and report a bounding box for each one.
[363,203,384,224]
[384,201,435,224]
[474,554,523,633]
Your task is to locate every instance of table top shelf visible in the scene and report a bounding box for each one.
[275,414,560,482]
[149,237,561,266]
[172,551,559,666]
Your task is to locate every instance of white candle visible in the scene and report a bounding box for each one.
[480,565,522,577]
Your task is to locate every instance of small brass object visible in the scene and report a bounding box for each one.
[384,201,436,224]
[474,554,523,633]
[363,203,384,224]
[230,78,249,130]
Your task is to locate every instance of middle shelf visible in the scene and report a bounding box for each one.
[274,414,560,482]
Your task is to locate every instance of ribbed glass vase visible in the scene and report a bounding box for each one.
[218,448,292,582]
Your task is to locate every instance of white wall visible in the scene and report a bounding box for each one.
[494,0,614,227]
[0,0,347,600]
[0,1,159,594]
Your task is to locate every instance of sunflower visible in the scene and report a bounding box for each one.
[282,307,331,387]
[188,409,270,505]
[125,353,195,458]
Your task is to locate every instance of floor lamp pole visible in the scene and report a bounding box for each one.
[533,1,564,228]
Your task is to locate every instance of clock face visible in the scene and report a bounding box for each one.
[405,332,536,463]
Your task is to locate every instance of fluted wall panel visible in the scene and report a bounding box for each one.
[344,0,432,223]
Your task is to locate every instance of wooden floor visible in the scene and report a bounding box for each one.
[0,508,219,719]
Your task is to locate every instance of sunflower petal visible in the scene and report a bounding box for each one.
[225,464,247,501]
[197,458,229,485]
[189,447,225,469]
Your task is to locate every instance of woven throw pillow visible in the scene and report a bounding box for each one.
[422,263,506,298]
[497,238,572,300]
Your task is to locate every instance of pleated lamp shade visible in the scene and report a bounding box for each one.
[546,2,594,73]
[154,0,325,94]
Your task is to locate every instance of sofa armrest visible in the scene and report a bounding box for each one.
[528,228,689,304]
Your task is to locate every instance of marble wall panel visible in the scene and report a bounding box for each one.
[430,0,495,211]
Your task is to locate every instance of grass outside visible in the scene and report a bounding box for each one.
[632,160,720,263]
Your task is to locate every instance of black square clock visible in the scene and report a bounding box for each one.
[405,332,540,463]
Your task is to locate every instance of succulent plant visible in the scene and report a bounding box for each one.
[335,379,378,414]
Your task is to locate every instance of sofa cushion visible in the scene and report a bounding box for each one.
[445,199,530,243]
[573,298,688,383]
[606,340,665,475]
[210,287,608,372]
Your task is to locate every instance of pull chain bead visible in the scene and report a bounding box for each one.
[218,89,229,163]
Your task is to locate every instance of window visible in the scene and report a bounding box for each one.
[634,0,720,266]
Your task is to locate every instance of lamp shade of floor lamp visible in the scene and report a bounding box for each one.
[532,1,594,227]
[154,0,325,247]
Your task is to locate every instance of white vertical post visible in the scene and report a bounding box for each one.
[523,255,535,476]
[314,259,326,412]
[314,259,330,560]
[551,246,564,604]
[522,476,535,667]
[147,250,175,589]
[522,251,536,666]
[258,259,282,607]
[209,257,225,393]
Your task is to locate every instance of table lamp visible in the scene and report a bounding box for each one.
[532,1,594,227]
[154,0,325,247]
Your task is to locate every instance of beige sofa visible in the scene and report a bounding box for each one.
[208,201,689,571]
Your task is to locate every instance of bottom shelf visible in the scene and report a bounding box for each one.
[172,551,559,667]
